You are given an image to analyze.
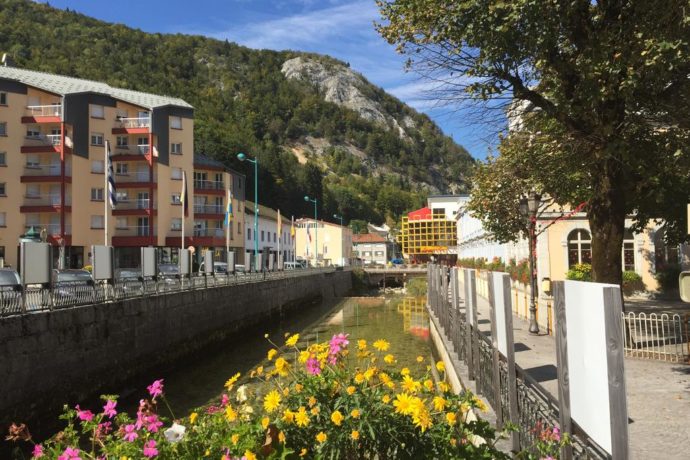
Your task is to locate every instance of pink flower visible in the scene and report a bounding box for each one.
[143,414,163,433]
[147,379,164,399]
[221,394,230,407]
[206,405,220,414]
[57,447,81,460]
[143,440,158,458]
[75,405,94,422]
[103,399,117,418]
[552,426,561,442]
[32,444,44,458]
[329,333,349,355]
[306,357,322,375]
[123,424,138,442]
[95,422,112,439]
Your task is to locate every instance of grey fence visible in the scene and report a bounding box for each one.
[0,268,340,317]
[427,264,608,459]
[622,311,689,362]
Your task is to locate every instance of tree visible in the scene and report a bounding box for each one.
[377,0,690,284]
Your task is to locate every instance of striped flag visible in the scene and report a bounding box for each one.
[307,221,312,243]
[180,170,188,215]
[106,140,117,208]
[224,188,233,227]
[277,209,282,237]
[290,216,295,239]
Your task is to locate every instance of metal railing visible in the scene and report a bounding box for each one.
[116,171,155,183]
[23,194,71,206]
[23,224,72,235]
[193,228,225,237]
[115,199,156,210]
[194,180,224,191]
[26,105,62,117]
[622,312,689,362]
[194,204,224,214]
[23,164,71,177]
[117,117,150,129]
[113,225,156,237]
[0,267,341,317]
[25,133,61,146]
[113,144,150,156]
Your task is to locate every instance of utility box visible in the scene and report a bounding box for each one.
[679,271,690,303]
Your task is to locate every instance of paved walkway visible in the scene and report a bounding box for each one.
[469,289,690,459]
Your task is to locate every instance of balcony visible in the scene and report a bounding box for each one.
[21,164,71,183]
[188,227,226,246]
[112,199,157,216]
[112,225,157,246]
[22,105,62,123]
[113,117,150,134]
[111,144,152,161]
[21,194,72,213]
[193,228,225,238]
[193,204,224,216]
[115,171,155,187]
[21,134,67,154]
[194,180,225,195]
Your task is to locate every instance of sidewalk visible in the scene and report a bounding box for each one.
[470,289,690,459]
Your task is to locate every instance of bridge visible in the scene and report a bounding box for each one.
[361,266,427,287]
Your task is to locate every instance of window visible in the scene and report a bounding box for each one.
[171,167,183,180]
[171,218,182,231]
[91,188,104,201]
[90,105,104,118]
[0,122,8,136]
[375,251,384,257]
[91,215,104,229]
[91,132,104,145]
[247,228,251,240]
[0,212,5,226]
[623,229,635,272]
[238,222,241,234]
[0,92,6,105]
[116,191,128,202]
[171,193,181,205]
[115,163,128,175]
[26,155,40,168]
[567,229,592,267]
[26,127,40,138]
[91,160,104,173]
[171,143,182,154]
[116,136,128,148]
[363,251,371,257]
[0,152,6,166]
[170,116,182,129]
[116,217,127,229]
[261,230,265,242]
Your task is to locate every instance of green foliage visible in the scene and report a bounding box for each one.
[565,264,593,282]
[0,0,474,225]
[351,268,369,293]
[405,278,427,297]
[349,219,369,234]
[622,271,645,296]
[655,264,682,292]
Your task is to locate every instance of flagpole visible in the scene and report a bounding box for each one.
[226,190,231,260]
[104,141,108,246]
[277,209,281,270]
[181,170,186,255]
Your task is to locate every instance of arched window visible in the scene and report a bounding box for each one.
[622,229,635,272]
[568,229,591,267]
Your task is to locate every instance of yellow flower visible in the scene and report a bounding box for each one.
[424,379,434,391]
[382,394,391,404]
[331,410,344,426]
[384,354,395,364]
[299,448,308,457]
[416,355,424,363]
[436,361,445,372]
[256,366,264,376]
[263,390,281,413]
[295,406,310,427]
[283,387,290,397]
[450,437,457,446]
[298,351,310,363]
[225,405,238,422]
[401,375,422,393]
[274,357,289,376]
[189,412,198,424]
[432,396,447,411]
[244,450,257,460]
[438,381,450,393]
[393,393,414,415]
[400,367,410,376]
[473,397,488,412]
[386,380,396,390]
[282,409,295,423]
[267,349,278,361]
[350,409,360,419]
[278,431,286,443]
[316,432,327,443]
[351,430,360,441]
[225,372,241,390]
[204,449,210,457]
[310,406,320,416]
[373,339,390,351]
[357,339,367,350]
[412,407,433,432]
[308,396,317,407]
[261,416,270,430]
[285,333,300,347]
[231,434,240,445]
[446,412,457,426]
[364,367,376,381]
[354,373,365,384]
[346,385,356,395]
[460,402,471,415]
[294,383,303,393]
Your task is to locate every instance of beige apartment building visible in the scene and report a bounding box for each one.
[295,218,352,266]
[0,66,244,269]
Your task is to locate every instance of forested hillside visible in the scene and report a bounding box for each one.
[0,0,474,226]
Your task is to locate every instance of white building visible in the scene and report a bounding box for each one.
[244,202,295,269]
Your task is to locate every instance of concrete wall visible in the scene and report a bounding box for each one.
[0,270,352,422]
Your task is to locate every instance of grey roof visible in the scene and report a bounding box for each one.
[245,201,291,224]
[193,153,245,177]
[0,66,192,109]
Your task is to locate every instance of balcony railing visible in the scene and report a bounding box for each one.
[116,117,150,129]
[194,180,225,191]
[25,224,71,235]
[114,225,156,237]
[193,228,225,238]
[115,171,155,183]
[23,194,71,206]
[194,204,224,214]
[114,144,150,155]
[115,199,156,210]
[26,104,62,118]
[25,133,61,146]
[23,164,71,177]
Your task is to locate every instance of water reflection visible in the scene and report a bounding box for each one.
[397,297,430,339]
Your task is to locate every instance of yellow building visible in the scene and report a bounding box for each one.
[0,66,243,268]
[398,206,457,263]
[295,218,352,267]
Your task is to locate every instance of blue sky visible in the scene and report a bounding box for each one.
[39,0,501,159]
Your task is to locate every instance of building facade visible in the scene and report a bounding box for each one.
[352,233,390,266]
[244,202,295,270]
[295,219,352,267]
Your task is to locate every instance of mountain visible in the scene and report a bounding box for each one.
[0,0,474,226]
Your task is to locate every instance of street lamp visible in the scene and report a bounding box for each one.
[519,191,541,335]
[304,195,317,267]
[237,152,259,272]
[333,213,344,266]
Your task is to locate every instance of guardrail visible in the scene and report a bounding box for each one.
[622,312,689,362]
[0,267,343,317]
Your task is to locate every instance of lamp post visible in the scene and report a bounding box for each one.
[333,213,344,266]
[519,191,541,335]
[237,152,259,272]
[304,195,317,267]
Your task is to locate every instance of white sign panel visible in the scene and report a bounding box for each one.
[563,280,616,454]
[226,251,235,273]
[141,247,157,278]
[464,269,475,326]
[203,250,214,274]
[20,242,51,285]
[91,245,113,280]
[180,249,191,276]
[492,272,509,356]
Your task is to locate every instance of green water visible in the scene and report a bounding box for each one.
[156,295,431,416]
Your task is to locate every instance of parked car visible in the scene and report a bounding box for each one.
[0,268,23,314]
[391,258,404,265]
[115,268,141,281]
[52,269,96,307]
[198,261,229,274]
[284,261,305,270]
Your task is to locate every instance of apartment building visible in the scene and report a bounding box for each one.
[352,233,392,266]
[244,201,294,269]
[295,218,352,267]
[0,66,240,269]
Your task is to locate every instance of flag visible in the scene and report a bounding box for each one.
[106,140,117,208]
[224,189,233,227]
[307,221,312,243]
[180,170,188,215]
[277,209,282,237]
[290,216,295,239]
